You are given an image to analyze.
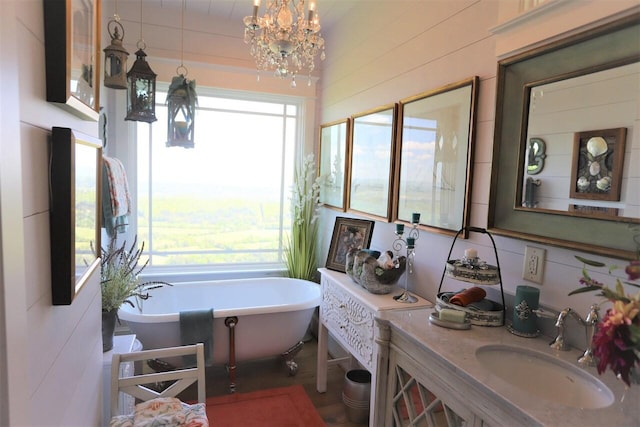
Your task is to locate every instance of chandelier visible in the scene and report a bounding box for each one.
[243,0,325,87]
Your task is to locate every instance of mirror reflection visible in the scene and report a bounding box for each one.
[526,138,546,175]
[519,62,639,220]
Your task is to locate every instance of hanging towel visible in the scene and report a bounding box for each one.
[180,309,214,367]
[102,156,131,237]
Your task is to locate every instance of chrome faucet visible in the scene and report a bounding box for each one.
[577,304,600,366]
[546,304,600,366]
[549,308,585,351]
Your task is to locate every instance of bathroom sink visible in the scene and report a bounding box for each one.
[475,344,614,409]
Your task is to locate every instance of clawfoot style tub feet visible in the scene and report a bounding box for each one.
[282,341,304,376]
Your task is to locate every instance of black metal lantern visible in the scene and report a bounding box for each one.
[125,47,157,123]
[166,73,197,148]
[103,19,129,89]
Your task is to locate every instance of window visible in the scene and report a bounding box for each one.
[136,87,301,272]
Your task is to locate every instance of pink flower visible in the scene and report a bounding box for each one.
[626,260,640,281]
[593,309,639,387]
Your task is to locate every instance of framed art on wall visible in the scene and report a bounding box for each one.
[348,104,397,220]
[394,77,479,236]
[326,217,375,272]
[318,119,350,210]
[50,127,102,305]
[569,128,626,201]
[44,0,101,121]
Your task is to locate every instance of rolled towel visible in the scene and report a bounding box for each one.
[449,287,486,307]
[466,299,494,312]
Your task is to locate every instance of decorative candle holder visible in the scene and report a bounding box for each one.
[392,213,420,303]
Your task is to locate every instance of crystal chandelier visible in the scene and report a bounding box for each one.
[243,0,325,87]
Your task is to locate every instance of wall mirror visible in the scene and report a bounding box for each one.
[50,127,102,305]
[318,118,350,210]
[489,13,640,259]
[394,76,478,236]
[348,104,397,220]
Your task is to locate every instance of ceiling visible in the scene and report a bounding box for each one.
[107,0,358,33]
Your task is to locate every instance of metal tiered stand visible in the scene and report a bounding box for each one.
[437,226,506,326]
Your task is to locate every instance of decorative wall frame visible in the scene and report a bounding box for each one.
[50,127,102,305]
[394,77,479,236]
[326,217,375,273]
[569,127,626,201]
[44,0,101,121]
[318,119,350,210]
[348,104,397,220]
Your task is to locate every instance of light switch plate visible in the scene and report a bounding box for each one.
[523,246,545,284]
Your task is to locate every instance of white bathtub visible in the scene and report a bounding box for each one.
[118,277,321,366]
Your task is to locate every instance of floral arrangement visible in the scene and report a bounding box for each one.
[284,154,321,281]
[100,236,171,313]
[569,256,640,386]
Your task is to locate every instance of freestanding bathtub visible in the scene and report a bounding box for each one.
[118,277,321,382]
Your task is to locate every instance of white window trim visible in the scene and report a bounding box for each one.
[109,84,316,282]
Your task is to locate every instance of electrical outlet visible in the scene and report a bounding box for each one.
[523,246,545,284]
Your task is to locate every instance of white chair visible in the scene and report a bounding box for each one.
[109,343,208,426]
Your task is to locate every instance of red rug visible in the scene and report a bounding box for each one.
[205,385,325,427]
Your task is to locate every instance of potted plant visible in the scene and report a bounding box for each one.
[100,236,170,352]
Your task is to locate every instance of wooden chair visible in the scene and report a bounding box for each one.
[110,343,206,420]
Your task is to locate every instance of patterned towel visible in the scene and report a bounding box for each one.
[103,156,131,218]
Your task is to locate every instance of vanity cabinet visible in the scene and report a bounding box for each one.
[316,268,432,425]
[375,312,526,426]
[384,336,487,426]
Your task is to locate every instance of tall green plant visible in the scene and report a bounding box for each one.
[284,154,321,281]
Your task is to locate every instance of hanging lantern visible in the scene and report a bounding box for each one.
[166,72,197,148]
[125,47,157,123]
[103,18,129,89]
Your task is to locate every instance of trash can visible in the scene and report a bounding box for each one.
[343,369,371,423]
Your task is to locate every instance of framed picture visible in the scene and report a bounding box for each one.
[348,104,397,220]
[50,127,102,305]
[44,0,101,121]
[318,119,350,210]
[326,217,375,272]
[394,77,479,236]
[569,128,627,201]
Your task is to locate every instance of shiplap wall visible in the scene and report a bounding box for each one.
[526,64,639,216]
[1,1,104,425]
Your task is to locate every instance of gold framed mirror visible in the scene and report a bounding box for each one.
[489,13,640,259]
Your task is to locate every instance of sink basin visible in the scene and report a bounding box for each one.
[475,344,614,409]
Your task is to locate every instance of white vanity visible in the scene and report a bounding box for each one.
[374,308,639,426]
[316,268,433,425]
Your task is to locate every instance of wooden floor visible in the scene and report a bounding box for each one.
[179,336,367,427]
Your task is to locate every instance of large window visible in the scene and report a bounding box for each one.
[136,88,300,271]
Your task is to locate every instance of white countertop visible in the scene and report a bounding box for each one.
[378,308,639,426]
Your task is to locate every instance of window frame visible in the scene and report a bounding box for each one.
[120,84,309,281]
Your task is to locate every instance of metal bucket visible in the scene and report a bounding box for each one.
[343,369,371,423]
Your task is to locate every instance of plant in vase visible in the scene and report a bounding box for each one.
[100,236,171,352]
[569,256,640,386]
[284,154,322,282]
